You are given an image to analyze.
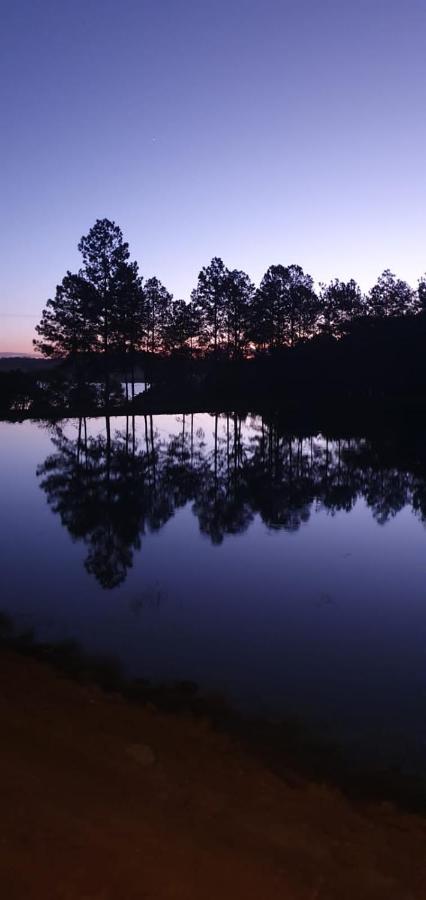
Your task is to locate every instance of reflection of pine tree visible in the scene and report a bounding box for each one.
[192,415,253,544]
[246,426,313,531]
[38,419,150,588]
[37,415,426,590]
[334,442,411,524]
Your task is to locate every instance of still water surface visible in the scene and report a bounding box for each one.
[2,414,426,772]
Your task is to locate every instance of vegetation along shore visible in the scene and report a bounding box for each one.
[2,218,426,420]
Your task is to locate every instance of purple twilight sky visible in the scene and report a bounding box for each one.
[1,0,426,353]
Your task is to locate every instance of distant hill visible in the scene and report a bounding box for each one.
[0,352,33,358]
[0,356,58,372]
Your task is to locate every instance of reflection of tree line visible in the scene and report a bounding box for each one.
[37,416,426,589]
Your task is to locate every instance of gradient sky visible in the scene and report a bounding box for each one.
[1,0,426,353]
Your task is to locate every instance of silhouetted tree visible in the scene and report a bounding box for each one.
[224,269,254,358]
[191,257,228,354]
[367,269,418,318]
[78,219,135,405]
[162,299,199,355]
[28,219,426,419]
[110,260,145,400]
[144,276,173,354]
[319,279,364,336]
[251,264,317,350]
[33,272,96,405]
[34,272,94,359]
[34,219,140,407]
[418,274,426,313]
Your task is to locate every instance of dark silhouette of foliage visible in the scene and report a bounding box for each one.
[34,219,144,406]
[77,219,139,405]
[224,269,254,358]
[367,269,419,319]
[143,276,173,354]
[418,274,426,312]
[319,279,364,336]
[250,264,318,350]
[191,257,228,354]
[34,272,94,359]
[32,218,426,372]
[0,217,420,422]
[162,299,200,355]
[109,259,145,400]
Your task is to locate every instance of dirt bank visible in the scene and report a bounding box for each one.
[1,650,426,899]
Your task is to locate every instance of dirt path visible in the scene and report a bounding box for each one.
[1,650,426,899]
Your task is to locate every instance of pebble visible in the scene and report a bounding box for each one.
[126,743,157,767]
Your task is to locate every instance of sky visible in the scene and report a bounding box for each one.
[1,0,426,353]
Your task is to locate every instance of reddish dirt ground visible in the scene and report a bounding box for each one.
[1,650,426,899]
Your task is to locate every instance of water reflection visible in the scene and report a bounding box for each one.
[37,414,426,589]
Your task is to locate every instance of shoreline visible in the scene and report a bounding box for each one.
[2,647,426,898]
[3,386,426,433]
[2,622,426,815]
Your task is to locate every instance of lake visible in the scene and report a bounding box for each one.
[2,412,426,774]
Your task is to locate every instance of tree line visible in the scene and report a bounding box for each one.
[34,218,426,400]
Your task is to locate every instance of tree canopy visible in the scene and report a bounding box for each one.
[34,219,426,373]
